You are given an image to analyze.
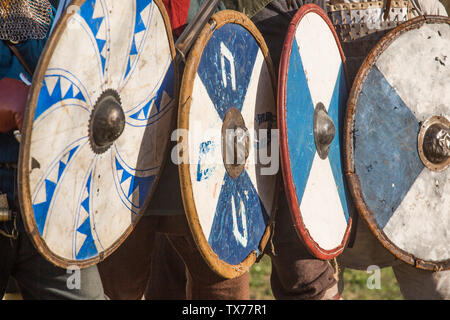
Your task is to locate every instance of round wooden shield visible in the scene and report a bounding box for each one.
[278,4,353,260]
[178,11,278,279]
[18,0,176,268]
[345,16,450,271]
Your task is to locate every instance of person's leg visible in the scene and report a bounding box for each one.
[11,229,106,300]
[267,188,339,300]
[144,233,187,300]
[165,216,250,300]
[97,215,157,300]
[392,263,450,300]
[0,223,17,298]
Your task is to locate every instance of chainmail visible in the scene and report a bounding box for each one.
[0,0,52,42]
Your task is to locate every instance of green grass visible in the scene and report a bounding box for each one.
[249,255,403,300]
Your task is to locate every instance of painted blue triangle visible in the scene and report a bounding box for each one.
[74,90,86,102]
[121,170,132,184]
[124,60,132,79]
[45,179,57,202]
[136,0,151,20]
[57,161,66,181]
[76,232,98,260]
[67,145,79,163]
[33,179,57,234]
[77,216,91,235]
[100,56,106,74]
[96,38,106,56]
[130,39,138,55]
[35,81,52,120]
[134,18,146,34]
[134,0,148,32]
[127,176,136,197]
[81,197,90,214]
[85,173,92,194]
[79,1,104,36]
[63,84,74,99]
[35,77,63,120]
[34,202,50,235]
[128,174,156,208]
[115,158,123,171]
[130,98,154,120]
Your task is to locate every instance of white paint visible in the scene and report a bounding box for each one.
[375,23,450,261]
[28,1,173,261]
[189,74,224,240]
[294,11,348,250]
[231,196,248,247]
[240,50,277,220]
[220,42,237,91]
[188,48,276,243]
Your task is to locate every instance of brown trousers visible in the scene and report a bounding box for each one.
[97,215,249,300]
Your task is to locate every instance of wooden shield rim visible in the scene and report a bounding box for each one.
[344,15,450,271]
[178,10,279,279]
[18,0,178,269]
[278,4,352,260]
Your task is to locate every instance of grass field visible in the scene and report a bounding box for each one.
[249,255,403,300]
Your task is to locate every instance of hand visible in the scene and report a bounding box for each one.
[0,77,29,133]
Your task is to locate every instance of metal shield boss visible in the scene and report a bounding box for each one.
[278,5,353,259]
[19,0,176,268]
[345,16,450,271]
[178,11,278,279]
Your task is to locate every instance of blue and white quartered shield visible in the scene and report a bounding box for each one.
[345,16,450,271]
[19,0,176,268]
[278,5,353,260]
[178,11,278,278]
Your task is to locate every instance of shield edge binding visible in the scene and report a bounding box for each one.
[18,0,178,269]
[344,15,450,271]
[178,10,279,279]
[278,4,353,260]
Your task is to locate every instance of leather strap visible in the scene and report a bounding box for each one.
[3,40,34,77]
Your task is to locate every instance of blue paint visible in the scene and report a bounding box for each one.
[286,39,351,223]
[196,141,216,182]
[327,66,351,222]
[79,0,107,72]
[76,217,99,260]
[286,40,316,205]
[35,75,87,120]
[75,173,98,260]
[33,145,80,235]
[354,65,424,228]
[194,23,269,265]
[208,171,268,265]
[33,179,57,234]
[115,158,156,209]
[197,23,259,120]
[124,0,153,79]
[129,62,174,121]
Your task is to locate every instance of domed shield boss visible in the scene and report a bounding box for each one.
[345,16,450,271]
[278,4,353,260]
[18,0,176,268]
[178,11,278,279]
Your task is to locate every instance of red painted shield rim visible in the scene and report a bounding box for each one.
[277,4,352,260]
